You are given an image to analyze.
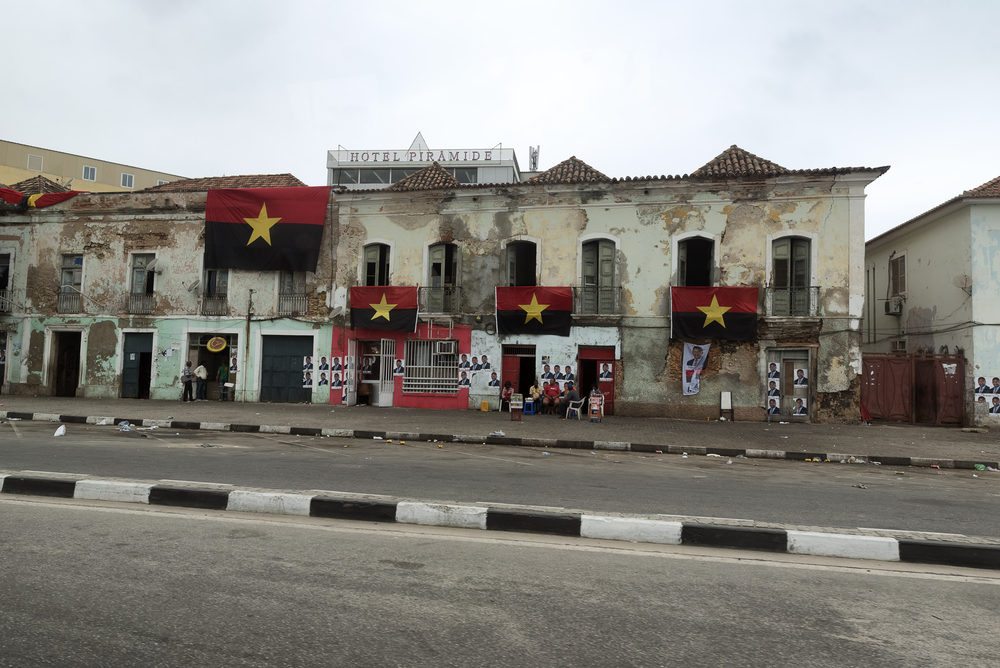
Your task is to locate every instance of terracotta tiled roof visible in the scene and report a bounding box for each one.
[523,156,611,185]
[142,174,307,192]
[964,174,1000,197]
[691,145,789,179]
[385,162,459,191]
[10,175,70,194]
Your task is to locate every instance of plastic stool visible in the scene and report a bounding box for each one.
[523,400,536,416]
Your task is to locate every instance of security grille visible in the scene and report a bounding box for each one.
[403,339,458,394]
[502,345,536,356]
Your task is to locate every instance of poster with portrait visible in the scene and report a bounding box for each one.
[393,359,405,376]
[459,353,472,370]
[599,361,614,384]
[458,370,471,388]
[682,343,710,396]
[487,371,501,387]
[318,372,330,386]
[793,368,808,387]
[362,356,377,379]
[331,372,343,388]
[303,355,314,372]
[791,397,808,415]
[302,371,314,388]
[540,362,555,380]
[765,378,780,398]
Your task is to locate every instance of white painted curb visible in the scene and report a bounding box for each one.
[581,516,683,545]
[226,490,312,516]
[199,422,231,432]
[33,413,62,422]
[75,480,153,504]
[259,425,291,434]
[787,530,899,561]
[396,502,487,530]
[594,441,629,451]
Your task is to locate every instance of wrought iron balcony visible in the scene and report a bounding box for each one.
[418,286,461,314]
[128,293,155,315]
[0,289,14,314]
[57,290,82,313]
[572,286,622,315]
[278,293,308,316]
[765,286,820,317]
[201,293,229,316]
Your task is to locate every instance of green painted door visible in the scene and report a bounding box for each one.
[122,333,153,399]
[261,335,313,403]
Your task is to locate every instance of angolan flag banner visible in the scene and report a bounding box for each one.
[496,286,573,337]
[1,187,84,208]
[204,186,329,272]
[350,286,418,333]
[671,287,759,341]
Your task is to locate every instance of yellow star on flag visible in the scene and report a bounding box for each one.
[244,203,282,246]
[519,294,550,324]
[697,295,731,328]
[369,293,397,321]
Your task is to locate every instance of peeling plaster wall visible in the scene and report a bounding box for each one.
[338,174,875,421]
[970,202,1000,425]
[0,191,337,401]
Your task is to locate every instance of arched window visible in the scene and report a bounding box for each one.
[677,237,714,286]
[505,241,536,287]
[363,243,391,286]
[426,242,459,312]
[771,237,811,315]
[581,239,616,314]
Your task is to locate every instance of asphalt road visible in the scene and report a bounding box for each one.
[2,499,998,668]
[2,421,999,537]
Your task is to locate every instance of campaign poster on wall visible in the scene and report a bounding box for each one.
[682,343,710,396]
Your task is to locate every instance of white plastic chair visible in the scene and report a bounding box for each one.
[565,398,585,420]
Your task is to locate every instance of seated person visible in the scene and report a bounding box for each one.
[560,383,581,419]
[527,379,543,408]
[542,380,562,414]
[500,381,514,412]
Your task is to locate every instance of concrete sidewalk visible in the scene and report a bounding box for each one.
[1,395,998,467]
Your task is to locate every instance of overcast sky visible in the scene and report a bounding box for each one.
[4,0,998,239]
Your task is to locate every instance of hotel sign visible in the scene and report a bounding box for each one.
[330,148,514,166]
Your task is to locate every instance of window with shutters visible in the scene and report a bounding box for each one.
[0,253,11,314]
[505,241,536,287]
[128,253,155,314]
[580,239,618,314]
[677,237,714,286]
[278,270,308,315]
[890,254,906,297]
[59,254,83,313]
[770,237,812,316]
[423,242,460,312]
[363,243,391,286]
[202,268,230,316]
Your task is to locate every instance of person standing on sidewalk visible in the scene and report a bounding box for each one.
[195,360,208,401]
[217,362,229,401]
[181,360,195,402]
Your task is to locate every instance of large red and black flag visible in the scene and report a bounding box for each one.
[1,187,84,208]
[204,186,329,272]
[671,287,759,340]
[350,286,418,333]
[496,286,573,337]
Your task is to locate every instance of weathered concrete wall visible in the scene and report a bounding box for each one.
[336,173,876,421]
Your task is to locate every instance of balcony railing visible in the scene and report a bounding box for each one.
[278,292,308,316]
[201,293,229,316]
[572,286,622,315]
[57,290,82,313]
[418,286,461,314]
[128,293,155,315]
[0,289,13,314]
[765,286,820,317]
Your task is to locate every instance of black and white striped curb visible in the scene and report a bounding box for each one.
[3,410,998,471]
[2,473,998,571]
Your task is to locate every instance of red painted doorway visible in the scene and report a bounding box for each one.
[501,344,536,395]
[579,346,615,415]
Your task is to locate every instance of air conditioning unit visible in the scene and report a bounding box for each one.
[884,297,903,316]
[435,340,456,355]
[890,339,907,353]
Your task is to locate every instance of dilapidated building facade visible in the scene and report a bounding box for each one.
[328,146,888,421]
[864,174,1000,426]
[0,174,340,403]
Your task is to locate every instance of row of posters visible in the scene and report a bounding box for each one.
[975,375,1000,414]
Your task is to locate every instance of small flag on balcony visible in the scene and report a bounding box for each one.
[204,186,329,272]
[671,287,759,341]
[350,286,418,333]
[496,287,572,337]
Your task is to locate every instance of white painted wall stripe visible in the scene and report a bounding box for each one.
[226,490,312,516]
[396,502,487,530]
[581,516,683,545]
[75,480,153,504]
[787,530,899,561]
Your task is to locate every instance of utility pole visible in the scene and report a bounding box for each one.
[242,289,254,403]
